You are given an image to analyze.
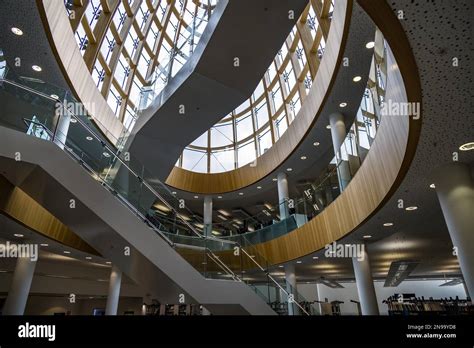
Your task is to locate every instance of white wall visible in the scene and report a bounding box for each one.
[297,280,467,315]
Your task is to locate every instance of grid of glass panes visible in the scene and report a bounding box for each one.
[66,0,216,122]
[179,0,333,173]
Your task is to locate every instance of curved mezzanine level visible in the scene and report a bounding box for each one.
[0,0,473,318]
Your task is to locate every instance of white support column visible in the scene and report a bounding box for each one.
[105,265,122,315]
[352,247,379,315]
[314,283,321,315]
[329,113,351,190]
[284,263,299,315]
[277,172,290,220]
[434,162,474,299]
[53,100,71,149]
[3,256,37,315]
[203,195,213,237]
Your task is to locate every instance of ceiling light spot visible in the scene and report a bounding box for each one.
[13,234,24,238]
[406,206,418,211]
[459,142,474,151]
[50,94,59,100]
[296,261,302,264]
[194,195,199,199]
[217,196,222,199]
[363,235,372,239]
[300,156,307,160]
[313,141,320,146]
[257,186,262,189]
[286,168,292,172]
[85,256,92,260]
[272,178,277,182]
[40,243,49,247]
[429,183,436,189]
[238,192,244,196]
[102,152,110,158]
[366,41,375,49]
[383,222,394,227]
[353,76,362,82]
[86,136,93,141]
[11,27,23,36]
[63,251,71,254]
[339,102,347,108]
[32,65,42,72]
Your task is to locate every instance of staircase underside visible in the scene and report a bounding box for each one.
[126,0,308,181]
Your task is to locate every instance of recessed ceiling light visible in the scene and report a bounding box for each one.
[312,256,319,259]
[406,206,418,211]
[313,141,320,146]
[172,191,177,195]
[32,65,42,72]
[296,261,302,264]
[70,118,77,123]
[278,265,284,268]
[459,142,474,151]
[286,168,292,172]
[63,251,71,254]
[13,233,24,238]
[238,192,244,196]
[326,125,331,129]
[86,136,93,141]
[40,243,49,247]
[353,76,362,82]
[363,235,372,239]
[102,152,110,158]
[383,222,394,227]
[106,261,112,264]
[257,186,262,189]
[272,178,277,182]
[194,195,199,199]
[339,102,347,108]
[217,196,222,199]
[11,27,23,36]
[366,41,375,49]
[429,183,436,189]
[300,155,307,160]
[50,94,59,99]
[85,256,92,260]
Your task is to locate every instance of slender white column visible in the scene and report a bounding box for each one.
[3,256,37,315]
[284,263,299,315]
[277,172,290,220]
[434,162,474,299]
[53,101,71,149]
[329,113,351,190]
[203,195,213,237]
[105,265,122,315]
[352,247,379,315]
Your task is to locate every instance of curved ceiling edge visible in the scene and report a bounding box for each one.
[165,0,353,194]
[245,0,423,265]
[0,175,100,256]
[36,0,126,145]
